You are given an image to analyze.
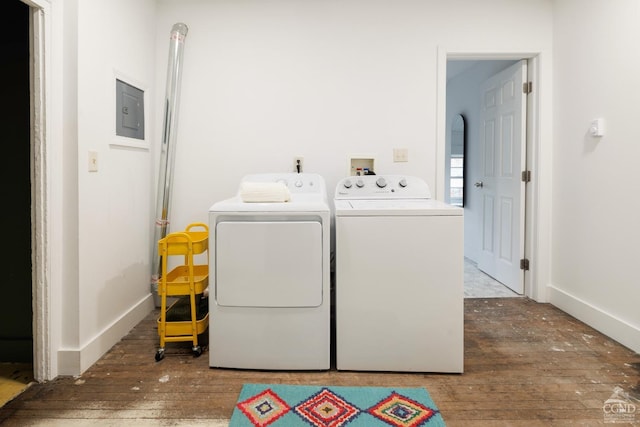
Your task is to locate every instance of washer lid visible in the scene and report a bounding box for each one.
[334,198,463,216]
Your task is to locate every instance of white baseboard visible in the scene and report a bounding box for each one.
[58,294,154,376]
[547,285,640,354]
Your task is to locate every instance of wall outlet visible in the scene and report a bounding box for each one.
[294,156,304,173]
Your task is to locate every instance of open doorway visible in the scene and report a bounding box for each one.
[0,0,34,400]
[1,0,33,363]
[445,59,527,299]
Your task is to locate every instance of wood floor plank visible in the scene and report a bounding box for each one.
[0,298,638,425]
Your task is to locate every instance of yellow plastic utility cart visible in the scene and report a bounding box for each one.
[155,223,209,361]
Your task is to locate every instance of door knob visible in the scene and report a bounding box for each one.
[474,181,484,188]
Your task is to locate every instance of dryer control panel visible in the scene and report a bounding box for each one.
[335,175,431,199]
[241,173,324,194]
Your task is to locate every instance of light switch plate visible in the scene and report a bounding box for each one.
[88,151,98,172]
[589,118,604,137]
[393,148,408,162]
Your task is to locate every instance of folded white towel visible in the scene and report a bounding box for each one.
[240,182,291,203]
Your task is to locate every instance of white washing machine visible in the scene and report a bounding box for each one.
[334,175,463,373]
[209,173,330,370]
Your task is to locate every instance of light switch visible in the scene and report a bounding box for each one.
[393,148,408,162]
[589,118,604,137]
[88,151,98,172]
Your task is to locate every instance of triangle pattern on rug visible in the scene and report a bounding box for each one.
[230,384,446,427]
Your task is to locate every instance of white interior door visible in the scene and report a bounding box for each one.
[477,60,527,294]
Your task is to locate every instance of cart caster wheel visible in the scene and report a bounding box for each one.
[155,350,165,362]
[192,346,202,357]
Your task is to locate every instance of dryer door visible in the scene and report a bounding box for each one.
[215,221,323,307]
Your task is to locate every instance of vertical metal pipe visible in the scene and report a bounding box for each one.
[150,23,188,306]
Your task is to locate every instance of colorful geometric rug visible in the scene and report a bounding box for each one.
[229,384,446,427]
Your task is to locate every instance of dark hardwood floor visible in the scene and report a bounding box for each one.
[1,298,638,426]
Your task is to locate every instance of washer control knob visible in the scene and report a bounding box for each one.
[295,180,303,188]
[356,179,365,188]
[376,177,387,188]
[343,180,352,189]
[398,178,407,188]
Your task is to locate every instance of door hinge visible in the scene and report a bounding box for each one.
[520,258,530,271]
[521,170,531,183]
[523,81,532,94]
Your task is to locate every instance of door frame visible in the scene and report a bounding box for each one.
[436,47,549,302]
[23,0,52,382]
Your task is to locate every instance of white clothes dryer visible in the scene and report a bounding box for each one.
[209,173,330,370]
[334,175,464,373]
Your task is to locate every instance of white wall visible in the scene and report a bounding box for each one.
[57,0,157,375]
[550,0,640,353]
[155,0,553,231]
